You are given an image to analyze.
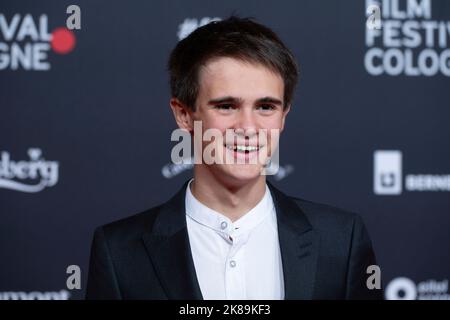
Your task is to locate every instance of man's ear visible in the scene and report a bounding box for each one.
[170,98,194,132]
[280,104,291,132]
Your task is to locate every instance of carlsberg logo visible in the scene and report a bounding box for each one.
[0,148,59,193]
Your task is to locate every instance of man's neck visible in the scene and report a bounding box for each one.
[190,166,267,222]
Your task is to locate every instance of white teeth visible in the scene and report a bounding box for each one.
[226,145,260,152]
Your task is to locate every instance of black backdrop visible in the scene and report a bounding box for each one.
[1,0,449,300]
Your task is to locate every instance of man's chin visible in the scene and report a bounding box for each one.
[213,164,264,183]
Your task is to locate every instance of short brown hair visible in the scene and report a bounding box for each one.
[168,16,299,111]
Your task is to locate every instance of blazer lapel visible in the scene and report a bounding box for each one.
[268,182,319,300]
[141,180,203,300]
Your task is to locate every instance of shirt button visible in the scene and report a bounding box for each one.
[229,260,236,268]
[221,221,228,230]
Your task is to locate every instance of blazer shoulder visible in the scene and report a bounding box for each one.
[94,180,190,245]
[288,196,365,232]
[286,196,375,263]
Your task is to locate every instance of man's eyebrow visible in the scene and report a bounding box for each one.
[256,97,283,105]
[207,96,243,105]
[207,96,283,105]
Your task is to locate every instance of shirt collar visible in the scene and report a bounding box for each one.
[185,178,274,239]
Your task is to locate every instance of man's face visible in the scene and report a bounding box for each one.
[182,57,289,184]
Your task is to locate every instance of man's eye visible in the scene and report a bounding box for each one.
[215,104,234,110]
[257,104,275,111]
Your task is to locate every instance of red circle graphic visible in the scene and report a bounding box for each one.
[51,28,76,54]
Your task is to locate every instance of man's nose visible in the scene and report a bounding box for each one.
[234,109,257,136]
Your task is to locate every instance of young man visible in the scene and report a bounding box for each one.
[86,17,383,300]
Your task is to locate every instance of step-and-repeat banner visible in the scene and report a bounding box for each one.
[1,0,449,300]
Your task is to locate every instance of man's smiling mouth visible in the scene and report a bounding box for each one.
[224,144,263,153]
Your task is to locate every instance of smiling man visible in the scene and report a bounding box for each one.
[86,16,383,300]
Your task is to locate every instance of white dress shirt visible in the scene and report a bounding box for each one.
[185,179,285,300]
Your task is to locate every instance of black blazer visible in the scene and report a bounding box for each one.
[86,180,383,300]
